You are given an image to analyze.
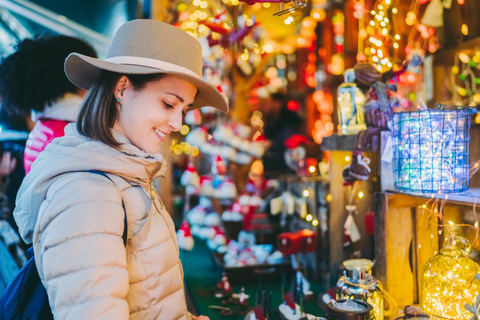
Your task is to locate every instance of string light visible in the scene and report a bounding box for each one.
[303,190,310,197]
[306,214,313,221]
[345,156,351,162]
[312,219,319,226]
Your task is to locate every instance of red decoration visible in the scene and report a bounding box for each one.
[284,134,308,149]
[277,232,302,255]
[365,211,375,235]
[298,229,318,253]
[287,100,300,112]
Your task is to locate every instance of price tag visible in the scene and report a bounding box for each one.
[270,197,283,215]
[381,135,393,163]
[345,214,361,243]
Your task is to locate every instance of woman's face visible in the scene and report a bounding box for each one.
[113,75,197,154]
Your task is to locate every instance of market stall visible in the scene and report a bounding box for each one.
[1,0,480,319]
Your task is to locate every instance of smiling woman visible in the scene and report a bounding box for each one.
[112,75,197,154]
[9,19,227,320]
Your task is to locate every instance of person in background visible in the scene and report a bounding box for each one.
[261,92,303,178]
[13,20,227,319]
[0,107,31,228]
[0,35,97,174]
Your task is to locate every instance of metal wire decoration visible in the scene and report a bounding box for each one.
[389,104,475,193]
[273,0,307,16]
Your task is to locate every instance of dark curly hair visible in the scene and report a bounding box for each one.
[0,35,97,116]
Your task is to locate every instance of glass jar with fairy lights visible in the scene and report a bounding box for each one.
[420,223,480,320]
[337,69,367,135]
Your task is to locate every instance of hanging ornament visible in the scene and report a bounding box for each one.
[421,0,443,28]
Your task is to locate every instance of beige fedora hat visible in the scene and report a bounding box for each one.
[65,19,228,112]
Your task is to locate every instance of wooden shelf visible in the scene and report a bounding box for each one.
[383,188,480,206]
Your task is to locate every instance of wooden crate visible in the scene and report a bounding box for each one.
[374,189,480,310]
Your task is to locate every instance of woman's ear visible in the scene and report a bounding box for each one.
[114,75,129,100]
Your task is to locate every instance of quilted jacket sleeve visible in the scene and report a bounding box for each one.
[34,172,130,320]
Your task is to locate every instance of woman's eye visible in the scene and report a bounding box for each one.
[163,102,174,109]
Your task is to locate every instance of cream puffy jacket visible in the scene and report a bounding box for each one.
[14,124,191,319]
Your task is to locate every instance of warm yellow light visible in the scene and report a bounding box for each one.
[358,192,364,198]
[241,53,249,61]
[306,214,313,221]
[462,24,468,36]
[345,156,351,162]
[263,43,274,53]
[309,166,316,173]
[311,9,326,21]
[192,147,200,157]
[392,7,398,14]
[421,224,480,320]
[406,12,416,26]
[180,125,190,135]
[326,194,332,202]
[200,1,208,8]
[459,53,470,64]
[393,43,399,49]
[369,20,375,27]
[262,2,270,7]
[303,190,310,197]
[312,219,319,226]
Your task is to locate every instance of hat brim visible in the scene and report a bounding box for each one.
[65,53,228,112]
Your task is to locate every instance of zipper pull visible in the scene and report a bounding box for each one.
[150,181,162,213]
[150,181,155,202]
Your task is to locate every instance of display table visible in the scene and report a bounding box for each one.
[180,239,327,319]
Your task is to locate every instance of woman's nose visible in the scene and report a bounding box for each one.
[168,110,183,132]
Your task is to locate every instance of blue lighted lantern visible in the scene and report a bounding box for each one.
[389,105,475,193]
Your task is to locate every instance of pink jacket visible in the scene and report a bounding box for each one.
[24,119,70,174]
[23,93,83,174]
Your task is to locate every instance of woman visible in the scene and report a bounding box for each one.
[13,20,228,319]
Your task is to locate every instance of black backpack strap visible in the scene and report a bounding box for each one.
[88,171,128,246]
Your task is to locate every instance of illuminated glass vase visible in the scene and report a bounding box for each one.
[420,224,480,320]
[390,105,474,193]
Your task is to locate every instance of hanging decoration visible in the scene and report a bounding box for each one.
[239,0,307,16]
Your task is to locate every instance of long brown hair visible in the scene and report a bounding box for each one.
[77,71,165,148]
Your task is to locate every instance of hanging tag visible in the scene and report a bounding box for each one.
[381,135,393,163]
[282,192,295,215]
[345,214,361,243]
[270,196,283,215]
[296,200,308,218]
